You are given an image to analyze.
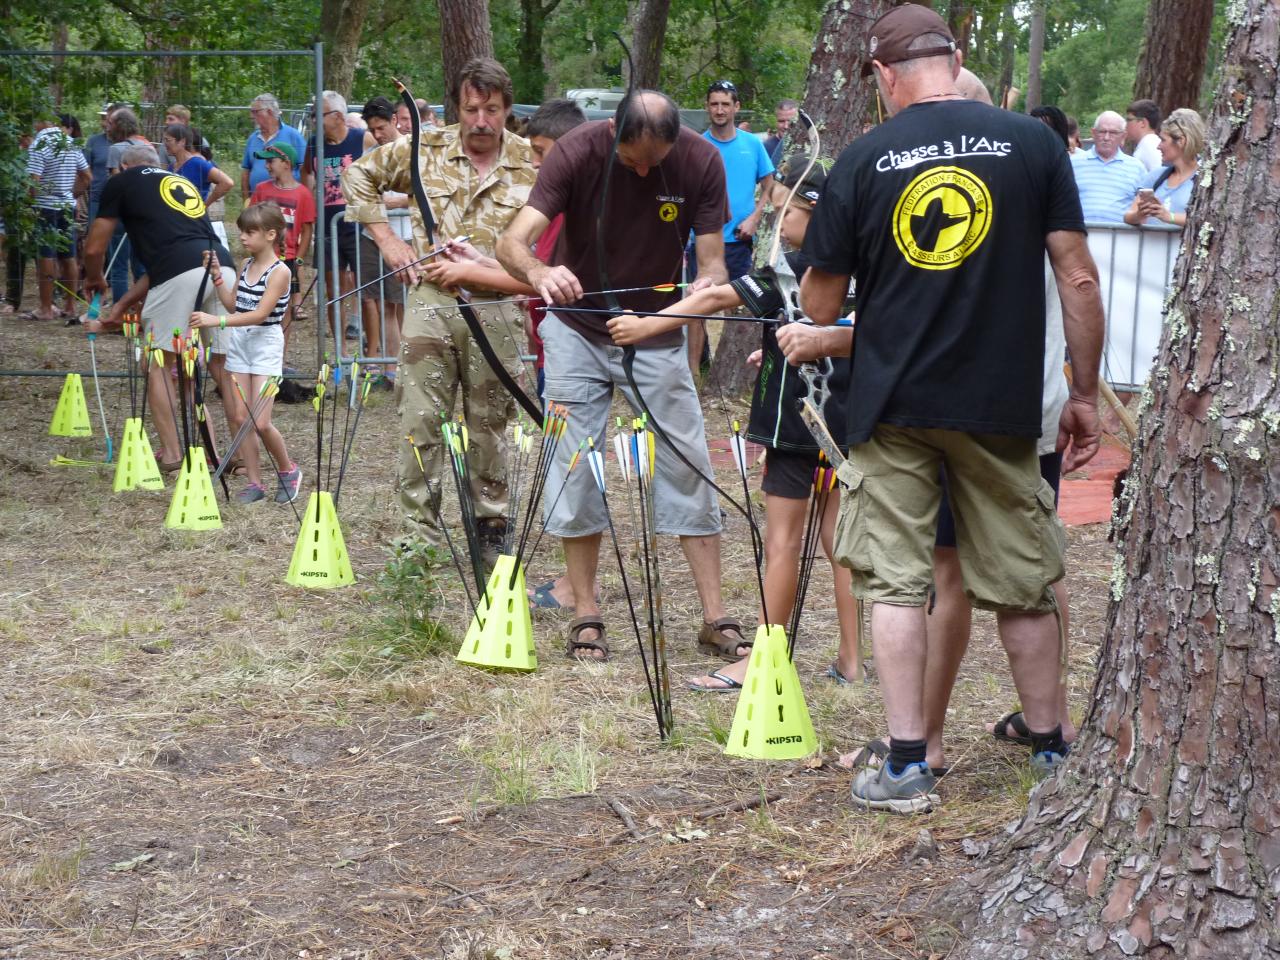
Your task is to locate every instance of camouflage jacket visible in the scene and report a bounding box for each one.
[342,125,535,298]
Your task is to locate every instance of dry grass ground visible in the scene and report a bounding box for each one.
[0,300,1117,959]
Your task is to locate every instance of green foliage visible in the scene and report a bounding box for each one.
[1039,0,1146,122]
[335,542,455,673]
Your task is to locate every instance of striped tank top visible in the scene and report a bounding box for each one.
[234,259,291,326]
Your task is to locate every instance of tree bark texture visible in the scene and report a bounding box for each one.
[800,0,895,155]
[322,0,372,100]
[437,0,495,122]
[953,3,1280,957]
[1025,0,1046,111]
[628,0,673,89]
[1133,0,1215,115]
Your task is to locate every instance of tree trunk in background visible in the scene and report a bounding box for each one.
[628,0,673,89]
[1025,0,1046,110]
[437,0,494,122]
[998,0,1016,108]
[799,0,894,152]
[952,2,1280,956]
[50,23,67,108]
[711,0,892,396]
[947,0,974,57]
[516,0,563,102]
[1133,0,1215,114]
[322,0,371,99]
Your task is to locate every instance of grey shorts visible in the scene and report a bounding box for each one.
[142,265,236,350]
[540,312,720,538]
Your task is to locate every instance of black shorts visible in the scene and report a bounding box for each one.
[935,450,1062,548]
[762,448,822,500]
[316,225,358,272]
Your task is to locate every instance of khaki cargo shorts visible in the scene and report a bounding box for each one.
[833,425,1065,613]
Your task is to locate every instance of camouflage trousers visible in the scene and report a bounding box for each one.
[396,294,529,541]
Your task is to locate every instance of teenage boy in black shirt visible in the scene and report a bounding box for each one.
[800,4,1106,813]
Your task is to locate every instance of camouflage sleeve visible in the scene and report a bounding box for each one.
[342,138,413,226]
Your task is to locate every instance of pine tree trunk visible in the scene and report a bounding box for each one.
[1025,0,1046,110]
[1133,0,1215,115]
[998,0,1016,107]
[948,0,974,56]
[628,0,673,89]
[800,0,894,153]
[952,2,1280,956]
[438,0,495,122]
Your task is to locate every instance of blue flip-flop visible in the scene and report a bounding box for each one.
[529,581,564,609]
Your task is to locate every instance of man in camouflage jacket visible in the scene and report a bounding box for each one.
[343,59,537,555]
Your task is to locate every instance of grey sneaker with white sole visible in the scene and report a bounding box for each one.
[851,761,940,814]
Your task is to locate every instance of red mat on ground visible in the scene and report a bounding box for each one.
[1058,440,1131,527]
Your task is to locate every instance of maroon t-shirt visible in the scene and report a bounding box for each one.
[526,120,728,347]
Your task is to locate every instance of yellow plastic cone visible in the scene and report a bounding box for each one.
[113,418,164,492]
[723,625,818,760]
[49,373,92,437]
[286,492,355,588]
[456,554,536,672]
[164,447,222,530]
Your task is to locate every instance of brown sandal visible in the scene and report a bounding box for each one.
[697,617,751,661]
[565,616,609,661]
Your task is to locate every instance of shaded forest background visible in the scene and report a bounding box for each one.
[2,0,1230,145]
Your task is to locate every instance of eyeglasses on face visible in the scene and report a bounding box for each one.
[1093,129,1123,138]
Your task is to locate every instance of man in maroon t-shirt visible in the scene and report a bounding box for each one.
[498,89,750,664]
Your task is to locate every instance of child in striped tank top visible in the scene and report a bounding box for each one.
[191,202,302,504]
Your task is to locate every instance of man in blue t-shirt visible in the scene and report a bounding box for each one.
[241,92,306,200]
[690,79,774,369]
[702,80,775,277]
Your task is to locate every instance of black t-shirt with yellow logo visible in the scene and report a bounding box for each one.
[803,99,1083,447]
[98,165,232,287]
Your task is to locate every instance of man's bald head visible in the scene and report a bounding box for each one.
[615,89,681,144]
[956,68,992,105]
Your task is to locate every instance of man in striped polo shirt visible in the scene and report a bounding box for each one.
[1070,110,1145,223]
[27,115,90,322]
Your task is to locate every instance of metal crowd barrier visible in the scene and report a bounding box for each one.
[1084,221,1182,392]
[327,208,410,369]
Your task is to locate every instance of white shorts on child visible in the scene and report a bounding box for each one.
[225,324,284,376]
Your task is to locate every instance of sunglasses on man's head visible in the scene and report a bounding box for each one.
[708,80,737,95]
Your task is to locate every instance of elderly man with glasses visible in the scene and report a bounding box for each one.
[1070,109,1146,223]
[241,93,306,202]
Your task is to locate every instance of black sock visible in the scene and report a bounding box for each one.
[887,738,927,776]
[1028,725,1066,757]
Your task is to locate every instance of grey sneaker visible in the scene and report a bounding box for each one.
[850,761,939,814]
[236,483,267,505]
[1030,749,1068,780]
[275,465,303,503]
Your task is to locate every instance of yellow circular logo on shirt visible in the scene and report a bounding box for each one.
[891,166,992,270]
[159,175,207,219]
[658,202,678,223]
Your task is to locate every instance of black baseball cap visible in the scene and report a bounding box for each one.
[861,4,957,78]
[774,155,826,205]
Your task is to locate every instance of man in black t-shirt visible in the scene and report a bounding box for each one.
[800,4,1106,813]
[497,90,749,665]
[84,143,235,469]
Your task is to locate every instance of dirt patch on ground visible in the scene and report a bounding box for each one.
[0,298,1118,958]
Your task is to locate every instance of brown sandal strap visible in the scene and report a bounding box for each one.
[566,617,608,658]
